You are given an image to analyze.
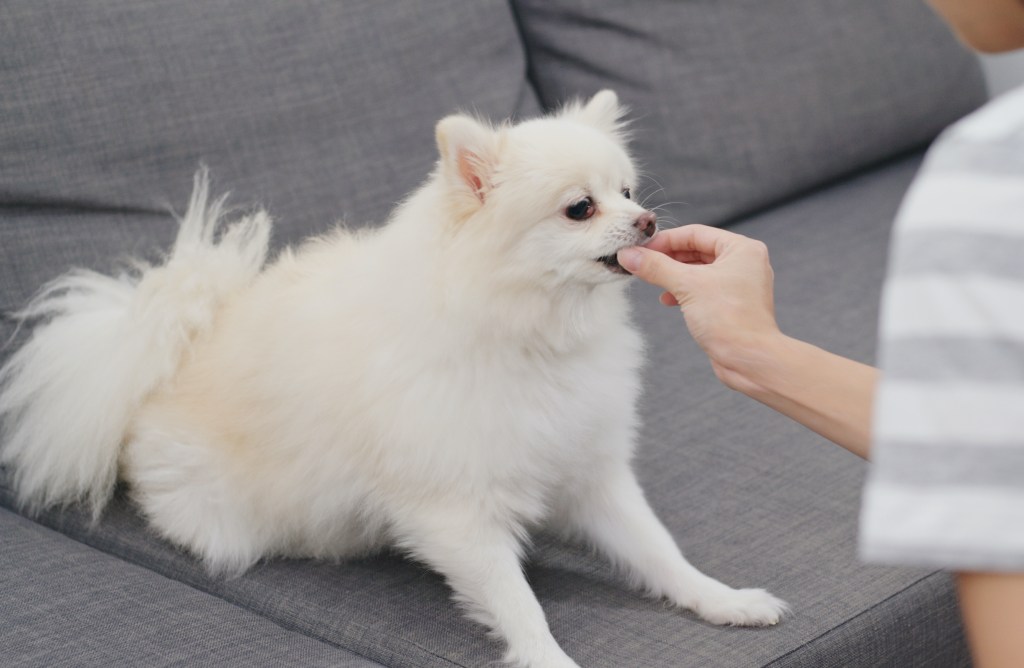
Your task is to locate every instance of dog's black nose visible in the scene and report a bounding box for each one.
[634,211,657,237]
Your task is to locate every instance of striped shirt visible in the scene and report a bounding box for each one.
[860,85,1024,571]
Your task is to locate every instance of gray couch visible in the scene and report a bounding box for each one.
[0,2,987,666]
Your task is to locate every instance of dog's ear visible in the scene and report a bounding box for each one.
[435,115,499,203]
[565,89,629,138]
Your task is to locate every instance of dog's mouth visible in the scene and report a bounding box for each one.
[595,222,658,274]
[598,216,659,274]
[595,253,629,274]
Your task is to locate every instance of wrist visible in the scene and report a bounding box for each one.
[707,329,877,458]
[705,329,793,399]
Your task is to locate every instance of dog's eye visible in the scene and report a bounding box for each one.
[565,197,595,221]
[623,188,631,200]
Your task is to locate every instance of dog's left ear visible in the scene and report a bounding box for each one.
[566,89,629,137]
[435,115,500,203]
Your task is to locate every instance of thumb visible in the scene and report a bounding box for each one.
[617,246,693,296]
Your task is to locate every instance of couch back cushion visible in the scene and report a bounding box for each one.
[0,0,538,310]
[513,0,987,226]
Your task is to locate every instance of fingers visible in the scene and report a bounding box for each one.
[619,224,748,289]
[664,249,715,265]
[617,246,692,294]
[644,224,747,258]
[620,225,768,309]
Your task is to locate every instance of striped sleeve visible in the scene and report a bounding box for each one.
[859,85,1024,571]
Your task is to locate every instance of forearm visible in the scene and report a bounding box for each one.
[709,333,877,460]
[957,572,1024,667]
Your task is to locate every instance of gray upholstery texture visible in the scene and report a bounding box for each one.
[0,0,539,311]
[0,154,970,667]
[0,508,383,667]
[1,1,979,665]
[512,0,987,227]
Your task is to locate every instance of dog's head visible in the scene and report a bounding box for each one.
[434,90,656,287]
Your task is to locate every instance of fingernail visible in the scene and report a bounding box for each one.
[617,247,642,273]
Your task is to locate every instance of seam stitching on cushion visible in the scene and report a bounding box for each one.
[760,571,950,668]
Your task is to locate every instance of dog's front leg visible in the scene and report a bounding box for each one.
[554,462,788,627]
[395,507,580,668]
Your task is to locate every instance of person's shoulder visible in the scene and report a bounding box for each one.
[891,86,1022,239]
[906,84,1023,215]
[944,84,1024,145]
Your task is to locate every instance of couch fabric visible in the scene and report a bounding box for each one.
[512,0,987,227]
[0,0,539,300]
[0,1,985,666]
[0,508,384,667]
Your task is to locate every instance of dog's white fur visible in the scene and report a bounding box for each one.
[0,91,786,668]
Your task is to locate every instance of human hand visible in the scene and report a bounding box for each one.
[617,225,781,386]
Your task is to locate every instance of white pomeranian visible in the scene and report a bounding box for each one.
[0,91,785,668]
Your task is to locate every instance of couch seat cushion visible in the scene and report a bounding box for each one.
[0,508,383,667]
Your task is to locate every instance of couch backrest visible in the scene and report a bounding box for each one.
[0,1,987,325]
[513,0,988,226]
[0,0,537,312]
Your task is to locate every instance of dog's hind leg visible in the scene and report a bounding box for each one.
[393,505,580,668]
[122,420,267,577]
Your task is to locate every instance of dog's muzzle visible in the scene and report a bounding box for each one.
[596,212,658,273]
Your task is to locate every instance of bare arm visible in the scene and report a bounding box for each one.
[957,572,1024,668]
[714,332,876,460]
[618,225,875,459]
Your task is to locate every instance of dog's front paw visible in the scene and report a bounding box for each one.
[691,587,789,627]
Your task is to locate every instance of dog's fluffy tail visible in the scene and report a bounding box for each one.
[0,168,270,517]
